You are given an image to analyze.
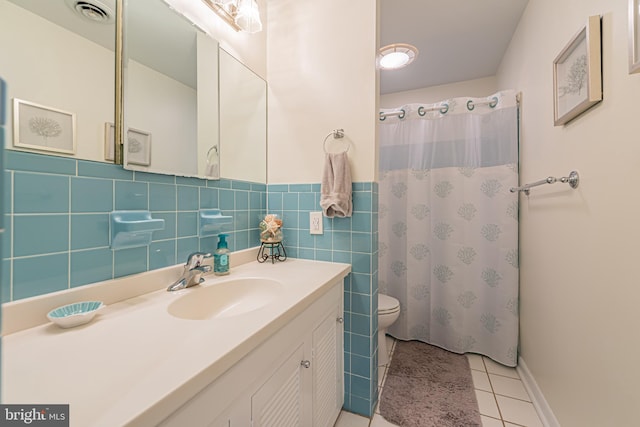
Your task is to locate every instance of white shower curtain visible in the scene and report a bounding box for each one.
[378,90,519,366]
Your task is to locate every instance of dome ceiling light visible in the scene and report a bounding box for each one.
[377,43,419,70]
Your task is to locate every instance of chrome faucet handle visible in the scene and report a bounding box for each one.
[193,265,212,273]
[188,265,213,286]
[185,251,212,268]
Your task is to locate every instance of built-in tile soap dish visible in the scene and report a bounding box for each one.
[110,210,165,250]
[47,301,104,329]
[199,209,233,237]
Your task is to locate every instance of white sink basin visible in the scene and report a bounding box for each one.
[168,277,283,320]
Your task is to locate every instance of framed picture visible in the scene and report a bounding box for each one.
[553,15,602,126]
[126,128,151,166]
[13,99,76,154]
[104,122,115,161]
[630,0,640,73]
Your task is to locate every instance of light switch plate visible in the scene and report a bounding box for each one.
[310,211,323,234]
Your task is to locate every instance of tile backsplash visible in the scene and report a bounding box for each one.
[2,150,266,302]
[267,182,379,417]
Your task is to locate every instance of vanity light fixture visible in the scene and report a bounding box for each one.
[202,0,263,33]
[377,43,419,70]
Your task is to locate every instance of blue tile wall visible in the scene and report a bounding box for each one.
[266,181,379,417]
[2,150,379,417]
[0,78,5,356]
[2,151,266,302]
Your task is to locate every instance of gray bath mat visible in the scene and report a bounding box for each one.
[379,340,481,427]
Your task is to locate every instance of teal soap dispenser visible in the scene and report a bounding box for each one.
[214,234,230,276]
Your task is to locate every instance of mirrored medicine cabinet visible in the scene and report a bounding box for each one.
[0,0,267,183]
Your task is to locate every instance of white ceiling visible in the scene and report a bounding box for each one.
[379,0,529,95]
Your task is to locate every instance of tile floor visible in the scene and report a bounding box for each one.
[335,337,544,427]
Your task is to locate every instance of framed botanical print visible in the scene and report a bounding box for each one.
[553,15,602,126]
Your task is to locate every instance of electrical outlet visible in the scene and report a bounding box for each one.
[310,211,323,235]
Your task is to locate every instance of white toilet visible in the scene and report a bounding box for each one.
[378,293,400,366]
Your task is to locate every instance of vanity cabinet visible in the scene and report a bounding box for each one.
[159,280,344,427]
[251,342,306,426]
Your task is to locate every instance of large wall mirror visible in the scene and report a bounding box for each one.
[0,0,267,184]
[0,0,116,162]
[124,0,267,183]
[219,48,267,183]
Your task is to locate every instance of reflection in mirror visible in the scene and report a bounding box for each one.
[0,0,115,162]
[197,32,220,179]
[1,0,268,183]
[124,0,213,177]
[124,0,267,183]
[219,48,267,183]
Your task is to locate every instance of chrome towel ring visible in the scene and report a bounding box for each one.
[323,128,350,153]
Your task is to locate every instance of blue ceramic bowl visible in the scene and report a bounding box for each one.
[47,301,104,328]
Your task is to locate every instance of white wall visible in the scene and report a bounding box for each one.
[219,49,267,183]
[0,1,113,162]
[497,1,640,425]
[127,62,197,175]
[197,32,221,178]
[380,76,498,108]
[0,0,198,174]
[267,0,379,184]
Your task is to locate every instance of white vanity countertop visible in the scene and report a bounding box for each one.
[2,258,350,427]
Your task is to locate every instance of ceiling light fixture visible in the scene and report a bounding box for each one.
[202,0,263,33]
[65,0,115,24]
[377,43,418,70]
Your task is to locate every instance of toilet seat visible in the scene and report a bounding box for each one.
[379,294,400,315]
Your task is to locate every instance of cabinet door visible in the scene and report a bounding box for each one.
[251,343,309,427]
[208,400,250,427]
[311,308,343,427]
[208,415,229,427]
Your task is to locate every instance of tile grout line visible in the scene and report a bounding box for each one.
[486,361,542,426]
[483,357,507,425]
[470,356,503,425]
[369,337,395,427]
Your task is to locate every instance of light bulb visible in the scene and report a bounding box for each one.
[377,43,418,70]
[380,52,410,69]
[235,0,262,33]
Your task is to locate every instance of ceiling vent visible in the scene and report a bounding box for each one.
[65,0,115,24]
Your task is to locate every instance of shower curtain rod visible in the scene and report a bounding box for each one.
[379,96,501,120]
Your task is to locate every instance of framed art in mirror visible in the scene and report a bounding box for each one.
[553,15,602,126]
[13,98,76,154]
[104,123,151,166]
[126,128,151,166]
[630,0,640,73]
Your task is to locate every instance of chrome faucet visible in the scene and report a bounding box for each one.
[167,252,213,291]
